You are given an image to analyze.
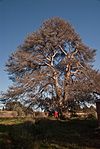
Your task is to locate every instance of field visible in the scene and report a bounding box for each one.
[0,117,100,149]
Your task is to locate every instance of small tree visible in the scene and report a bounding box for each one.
[5,101,25,116]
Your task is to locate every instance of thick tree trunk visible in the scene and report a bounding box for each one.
[63,64,71,101]
[53,71,63,107]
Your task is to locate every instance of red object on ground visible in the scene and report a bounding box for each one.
[54,111,58,118]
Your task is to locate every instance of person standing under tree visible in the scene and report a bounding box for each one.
[54,111,59,119]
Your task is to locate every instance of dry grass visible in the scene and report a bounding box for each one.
[0,117,100,149]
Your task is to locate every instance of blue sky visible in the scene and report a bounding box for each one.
[0,0,100,92]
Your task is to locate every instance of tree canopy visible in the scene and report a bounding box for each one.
[2,17,100,112]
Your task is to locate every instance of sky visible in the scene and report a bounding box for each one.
[0,0,100,92]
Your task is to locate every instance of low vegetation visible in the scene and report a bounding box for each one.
[0,117,100,149]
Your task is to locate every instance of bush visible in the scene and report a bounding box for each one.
[87,113,96,120]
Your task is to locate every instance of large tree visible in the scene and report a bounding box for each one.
[2,17,99,112]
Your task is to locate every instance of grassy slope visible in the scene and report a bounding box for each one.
[0,117,100,149]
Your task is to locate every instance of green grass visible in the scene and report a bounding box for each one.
[0,117,100,149]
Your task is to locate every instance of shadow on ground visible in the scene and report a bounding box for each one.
[0,118,100,149]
